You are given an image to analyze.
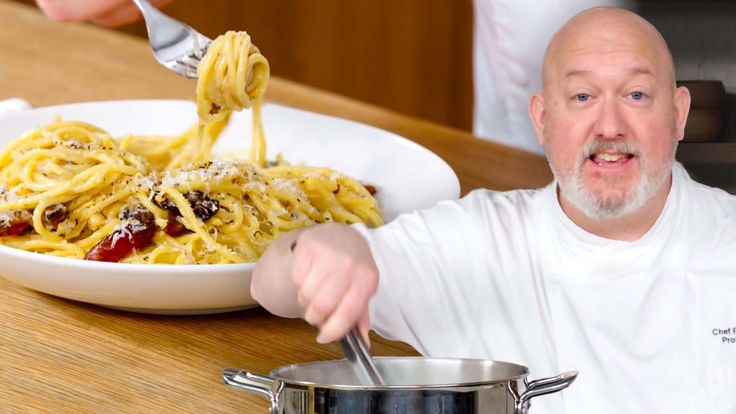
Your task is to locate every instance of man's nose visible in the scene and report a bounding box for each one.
[593,97,627,139]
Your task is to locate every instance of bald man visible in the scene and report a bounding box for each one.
[472,0,632,155]
[254,7,736,413]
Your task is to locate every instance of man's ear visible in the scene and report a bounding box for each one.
[529,92,546,146]
[673,86,691,142]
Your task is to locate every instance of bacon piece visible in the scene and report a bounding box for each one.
[154,194,179,215]
[43,204,68,230]
[0,210,33,236]
[163,217,187,237]
[364,185,377,196]
[185,191,219,221]
[152,191,220,240]
[84,207,156,262]
[154,191,220,222]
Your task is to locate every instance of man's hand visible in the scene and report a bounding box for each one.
[252,223,379,344]
[35,0,173,27]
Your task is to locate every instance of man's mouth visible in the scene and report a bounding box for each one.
[589,152,635,166]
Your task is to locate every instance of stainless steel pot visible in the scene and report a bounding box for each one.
[222,357,577,414]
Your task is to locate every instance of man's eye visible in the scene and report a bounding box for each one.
[630,91,645,100]
[575,93,590,102]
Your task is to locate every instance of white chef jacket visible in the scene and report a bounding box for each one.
[356,163,736,413]
[472,0,631,155]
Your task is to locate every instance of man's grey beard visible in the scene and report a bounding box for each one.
[546,139,674,220]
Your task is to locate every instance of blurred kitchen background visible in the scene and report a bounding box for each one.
[11,0,736,193]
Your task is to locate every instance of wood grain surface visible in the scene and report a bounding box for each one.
[0,1,551,412]
[12,0,475,131]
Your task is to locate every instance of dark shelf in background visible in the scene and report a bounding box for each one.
[637,0,736,3]
[677,142,736,164]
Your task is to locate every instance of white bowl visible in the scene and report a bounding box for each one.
[0,100,460,314]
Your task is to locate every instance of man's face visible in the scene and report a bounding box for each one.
[533,28,689,219]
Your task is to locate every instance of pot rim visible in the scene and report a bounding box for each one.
[268,356,531,390]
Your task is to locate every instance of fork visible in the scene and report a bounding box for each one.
[132,0,212,79]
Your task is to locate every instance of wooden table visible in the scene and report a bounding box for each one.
[0,1,552,412]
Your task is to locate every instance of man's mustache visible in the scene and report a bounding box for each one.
[581,139,641,161]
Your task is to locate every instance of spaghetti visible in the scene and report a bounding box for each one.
[0,31,382,264]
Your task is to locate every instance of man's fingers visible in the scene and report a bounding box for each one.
[303,270,351,326]
[295,262,329,310]
[316,284,370,344]
[91,0,175,27]
[358,312,371,347]
[286,224,378,344]
[290,241,313,287]
[37,0,174,27]
[36,0,129,21]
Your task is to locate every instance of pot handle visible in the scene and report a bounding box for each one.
[516,370,578,411]
[222,367,280,414]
